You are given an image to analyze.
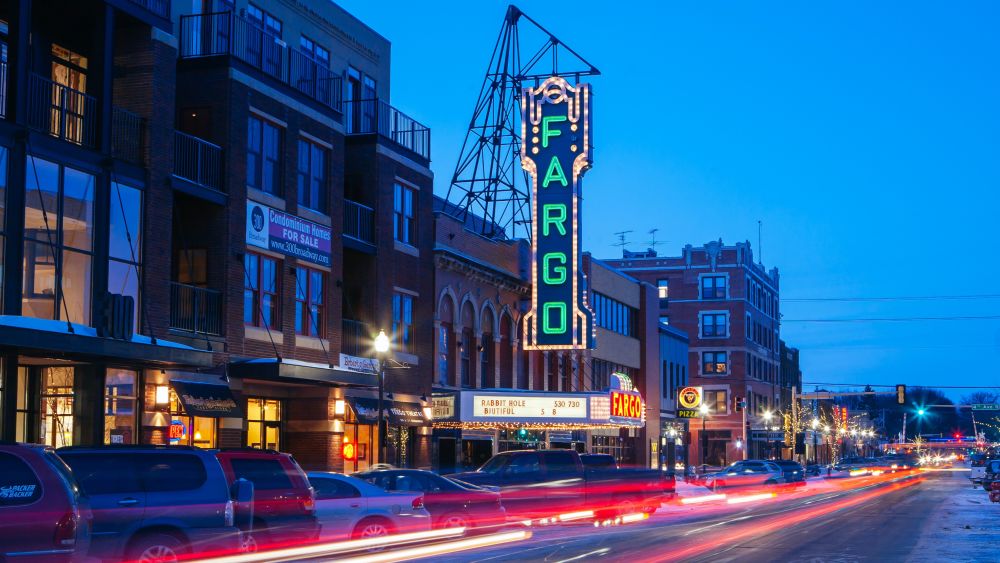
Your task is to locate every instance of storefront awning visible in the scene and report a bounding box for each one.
[227,358,377,387]
[345,396,428,426]
[0,316,213,368]
[171,380,242,418]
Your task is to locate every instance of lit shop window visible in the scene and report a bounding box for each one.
[247,397,281,451]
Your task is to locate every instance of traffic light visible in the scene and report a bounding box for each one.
[734,396,745,412]
[896,384,906,405]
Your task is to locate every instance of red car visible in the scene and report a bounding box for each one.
[0,443,91,562]
[215,449,320,549]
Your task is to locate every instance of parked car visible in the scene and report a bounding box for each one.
[773,460,806,483]
[982,459,1000,491]
[969,453,988,484]
[356,468,506,531]
[57,445,243,562]
[307,472,431,541]
[1,443,92,563]
[215,449,319,549]
[703,460,784,491]
[805,463,823,477]
[448,449,673,518]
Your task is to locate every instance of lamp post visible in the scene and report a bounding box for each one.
[374,330,390,466]
[916,409,926,441]
[699,403,710,473]
[811,418,819,464]
[762,410,774,459]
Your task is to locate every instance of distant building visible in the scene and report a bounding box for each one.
[659,324,690,470]
[605,240,781,464]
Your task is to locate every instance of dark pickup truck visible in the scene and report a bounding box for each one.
[447,449,674,519]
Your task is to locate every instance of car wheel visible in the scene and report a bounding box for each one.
[239,532,258,553]
[712,480,725,492]
[128,533,186,563]
[617,497,639,515]
[765,479,778,486]
[353,517,394,540]
[439,512,471,532]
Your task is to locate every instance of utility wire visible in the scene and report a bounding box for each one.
[784,315,1000,323]
[784,293,1000,303]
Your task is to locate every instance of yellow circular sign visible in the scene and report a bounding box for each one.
[678,386,703,410]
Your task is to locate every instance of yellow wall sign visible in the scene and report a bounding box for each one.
[678,386,703,410]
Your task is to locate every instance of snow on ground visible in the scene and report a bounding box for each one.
[912,474,1000,562]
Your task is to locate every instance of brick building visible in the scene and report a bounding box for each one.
[431,198,662,470]
[0,0,435,472]
[606,240,782,465]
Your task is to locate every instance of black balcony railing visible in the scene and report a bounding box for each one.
[341,319,372,357]
[179,12,343,112]
[344,199,375,246]
[126,0,170,18]
[344,98,430,160]
[170,282,223,335]
[27,73,97,147]
[112,107,145,164]
[174,131,223,191]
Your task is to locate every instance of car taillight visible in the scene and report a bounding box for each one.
[224,500,234,527]
[54,511,78,548]
[302,493,315,513]
[412,496,424,510]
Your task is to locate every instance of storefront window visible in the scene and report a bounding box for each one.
[23,157,94,325]
[165,387,217,448]
[109,182,143,329]
[344,405,373,473]
[40,367,74,448]
[104,369,137,445]
[246,397,281,450]
[14,368,32,442]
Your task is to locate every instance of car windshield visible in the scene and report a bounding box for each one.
[478,455,510,474]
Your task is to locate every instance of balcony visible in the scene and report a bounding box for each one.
[342,319,373,357]
[344,199,375,247]
[344,98,431,160]
[111,107,145,164]
[173,131,223,191]
[27,73,97,147]
[170,282,223,336]
[178,12,343,113]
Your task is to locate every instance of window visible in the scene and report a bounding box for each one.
[165,386,216,448]
[0,452,43,506]
[591,360,636,392]
[230,458,292,490]
[593,292,638,337]
[23,157,94,325]
[312,477,360,500]
[246,398,282,450]
[702,351,728,374]
[480,333,492,388]
[59,453,141,495]
[299,35,330,66]
[297,139,327,212]
[109,182,143,329]
[247,3,282,36]
[437,326,449,386]
[392,292,414,353]
[704,389,728,415]
[701,312,727,338]
[244,252,278,328]
[104,369,136,445]
[506,453,540,475]
[139,455,207,492]
[393,182,415,245]
[247,115,282,196]
[460,329,471,386]
[50,44,89,143]
[657,278,669,307]
[701,276,726,299]
[294,267,324,337]
[39,367,74,448]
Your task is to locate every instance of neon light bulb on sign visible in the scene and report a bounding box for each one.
[521,77,595,350]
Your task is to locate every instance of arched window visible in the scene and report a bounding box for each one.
[437,294,455,387]
[460,301,475,387]
[480,307,495,388]
[499,313,514,388]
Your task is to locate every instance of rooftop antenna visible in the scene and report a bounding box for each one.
[645,228,667,251]
[613,230,633,258]
[757,220,763,264]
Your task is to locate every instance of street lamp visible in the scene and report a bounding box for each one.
[811,418,819,465]
[699,403,711,473]
[915,409,926,440]
[374,330,390,465]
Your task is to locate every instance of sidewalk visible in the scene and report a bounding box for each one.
[912,473,1000,562]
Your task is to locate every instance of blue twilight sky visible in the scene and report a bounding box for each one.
[338,0,1000,400]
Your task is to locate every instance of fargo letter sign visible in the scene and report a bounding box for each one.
[610,390,644,424]
[246,200,332,267]
[521,77,595,350]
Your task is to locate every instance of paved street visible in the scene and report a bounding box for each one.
[402,470,988,563]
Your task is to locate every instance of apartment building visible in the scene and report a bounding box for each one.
[606,240,782,464]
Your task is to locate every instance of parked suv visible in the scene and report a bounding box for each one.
[1,443,91,562]
[216,449,319,549]
[57,445,241,562]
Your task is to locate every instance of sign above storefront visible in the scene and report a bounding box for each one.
[339,353,379,374]
[610,390,644,425]
[246,200,332,267]
[171,380,242,418]
[473,394,587,419]
[522,76,595,350]
[678,386,703,410]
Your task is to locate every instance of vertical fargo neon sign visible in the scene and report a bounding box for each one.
[522,77,595,350]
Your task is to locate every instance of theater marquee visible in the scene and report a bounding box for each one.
[521,76,595,350]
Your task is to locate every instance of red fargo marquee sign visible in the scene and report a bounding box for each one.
[610,390,644,423]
